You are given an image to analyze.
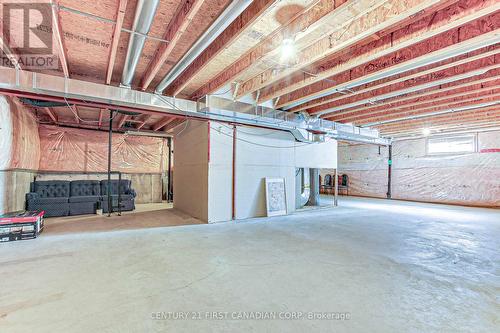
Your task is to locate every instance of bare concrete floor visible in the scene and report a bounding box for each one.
[0,197,499,332]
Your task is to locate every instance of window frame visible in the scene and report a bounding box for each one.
[425,134,477,156]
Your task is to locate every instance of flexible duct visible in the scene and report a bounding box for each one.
[296,168,310,208]
[121,0,160,87]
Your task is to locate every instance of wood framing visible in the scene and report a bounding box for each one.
[326,74,500,120]
[43,107,58,123]
[284,40,500,112]
[106,0,128,85]
[153,117,176,131]
[341,86,500,123]
[164,0,278,96]
[51,1,69,77]
[235,0,452,99]
[189,0,340,99]
[242,0,499,102]
[141,0,205,90]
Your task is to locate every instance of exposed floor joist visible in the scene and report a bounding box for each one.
[164,0,278,96]
[141,0,205,90]
[260,0,499,105]
[106,0,127,85]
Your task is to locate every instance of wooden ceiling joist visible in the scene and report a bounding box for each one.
[188,0,340,99]
[284,41,500,112]
[117,114,130,128]
[355,94,500,125]
[251,0,499,104]
[141,0,205,90]
[376,106,500,128]
[163,0,278,96]
[340,86,500,123]
[136,115,151,130]
[153,117,176,131]
[43,107,58,123]
[106,0,128,85]
[236,0,483,100]
[51,1,69,77]
[316,63,500,117]
[326,73,500,120]
[378,109,500,134]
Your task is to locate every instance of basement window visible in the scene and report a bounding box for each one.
[426,135,477,155]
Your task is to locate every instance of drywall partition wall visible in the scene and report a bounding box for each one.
[207,123,338,221]
[207,122,233,222]
[172,120,209,221]
[0,96,40,213]
[337,131,500,207]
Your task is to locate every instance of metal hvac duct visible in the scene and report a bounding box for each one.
[121,0,160,87]
[155,0,252,94]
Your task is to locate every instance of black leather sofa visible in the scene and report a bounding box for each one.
[26,179,136,217]
[100,180,136,213]
[26,181,71,217]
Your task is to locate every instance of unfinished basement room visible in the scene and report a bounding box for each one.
[0,0,499,332]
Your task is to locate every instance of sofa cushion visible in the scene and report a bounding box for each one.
[34,197,69,204]
[100,180,131,196]
[69,195,100,203]
[33,181,70,198]
[70,180,100,197]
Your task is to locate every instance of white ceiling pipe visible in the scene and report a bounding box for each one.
[121,0,160,87]
[155,0,252,95]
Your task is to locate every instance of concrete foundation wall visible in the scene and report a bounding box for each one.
[338,130,500,207]
[0,170,36,213]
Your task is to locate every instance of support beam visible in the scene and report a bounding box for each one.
[141,0,205,90]
[241,0,499,101]
[164,0,277,96]
[106,0,128,85]
[43,107,58,123]
[51,0,69,77]
[153,117,175,131]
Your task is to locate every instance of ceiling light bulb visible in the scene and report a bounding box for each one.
[422,128,431,136]
[280,38,296,62]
